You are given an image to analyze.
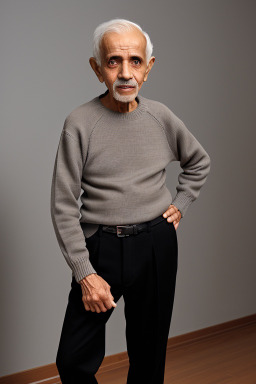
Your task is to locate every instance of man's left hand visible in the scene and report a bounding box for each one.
[162,204,181,230]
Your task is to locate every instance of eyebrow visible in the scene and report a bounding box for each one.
[107,55,143,61]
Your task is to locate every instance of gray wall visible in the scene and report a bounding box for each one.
[1,0,255,377]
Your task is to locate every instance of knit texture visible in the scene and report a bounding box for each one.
[50,89,211,282]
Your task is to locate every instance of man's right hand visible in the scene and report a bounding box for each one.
[79,273,117,313]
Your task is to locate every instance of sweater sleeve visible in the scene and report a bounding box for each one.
[50,118,97,282]
[164,111,211,218]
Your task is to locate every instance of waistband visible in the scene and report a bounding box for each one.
[100,214,166,237]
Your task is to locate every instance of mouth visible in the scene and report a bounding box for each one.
[117,86,135,89]
[117,86,135,92]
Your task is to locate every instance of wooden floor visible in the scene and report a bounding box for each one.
[1,319,255,384]
[93,322,256,384]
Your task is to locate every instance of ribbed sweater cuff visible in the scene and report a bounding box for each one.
[72,258,97,283]
[171,192,194,218]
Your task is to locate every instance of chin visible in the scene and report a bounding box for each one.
[113,87,139,103]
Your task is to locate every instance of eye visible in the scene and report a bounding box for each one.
[108,59,117,66]
[133,59,141,65]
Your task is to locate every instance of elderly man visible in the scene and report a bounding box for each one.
[51,18,211,384]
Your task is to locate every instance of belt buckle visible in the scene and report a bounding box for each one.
[116,225,130,237]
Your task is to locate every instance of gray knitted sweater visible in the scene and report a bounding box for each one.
[50,90,211,283]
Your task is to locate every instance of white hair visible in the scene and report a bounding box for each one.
[92,18,153,67]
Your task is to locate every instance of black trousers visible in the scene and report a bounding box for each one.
[56,215,178,384]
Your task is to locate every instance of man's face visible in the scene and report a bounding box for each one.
[90,28,155,103]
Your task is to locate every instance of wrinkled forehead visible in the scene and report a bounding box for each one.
[100,30,147,60]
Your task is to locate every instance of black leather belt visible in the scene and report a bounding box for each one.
[101,215,166,237]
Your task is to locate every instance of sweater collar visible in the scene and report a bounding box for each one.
[93,89,148,120]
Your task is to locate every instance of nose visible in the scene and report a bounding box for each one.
[118,60,132,80]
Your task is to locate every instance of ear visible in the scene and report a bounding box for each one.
[144,56,155,82]
[89,57,104,83]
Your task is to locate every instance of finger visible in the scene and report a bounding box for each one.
[105,288,117,308]
[103,295,117,310]
[83,302,91,311]
[103,294,116,310]
[162,207,170,216]
[109,292,117,306]
[94,303,102,313]
[89,303,96,312]
[174,220,180,230]
[163,206,176,217]
[82,295,91,311]
[98,300,109,312]
[167,211,180,222]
